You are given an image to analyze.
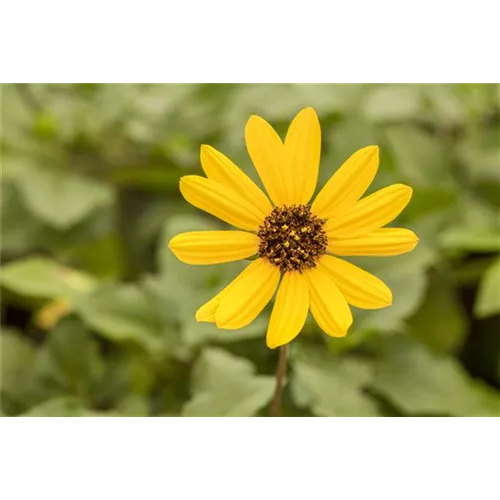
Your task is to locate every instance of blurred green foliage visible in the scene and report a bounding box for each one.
[1,83,499,417]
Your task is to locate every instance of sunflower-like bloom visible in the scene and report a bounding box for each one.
[169,107,418,348]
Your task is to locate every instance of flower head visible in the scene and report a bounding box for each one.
[169,107,418,348]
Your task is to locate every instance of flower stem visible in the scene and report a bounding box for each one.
[270,344,289,417]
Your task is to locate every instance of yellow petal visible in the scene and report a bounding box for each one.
[305,259,353,337]
[311,146,379,219]
[195,262,259,322]
[284,107,321,205]
[215,258,280,329]
[195,294,220,323]
[179,175,264,231]
[200,145,272,218]
[245,115,288,206]
[319,255,392,310]
[169,231,259,265]
[328,228,419,256]
[324,184,413,239]
[266,272,309,349]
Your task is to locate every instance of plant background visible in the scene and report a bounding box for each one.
[1,83,499,417]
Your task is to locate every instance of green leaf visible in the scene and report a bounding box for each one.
[291,345,379,417]
[440,229,500,253]
[425,85,467,125]
[475,181,500,209]
[145,271,266,351]
[36,317,105,397]
[1,182,45,255]
[403,186,458,220]
[459,126,500,184]
[371,337,500,416]
[462,195,499,230]
[294,84,366,114]
[157,214,247,325]
[16,165,114,229]
[139,276,187,327]
[182,315,266,347]
[28,205,115,258]
[1,258,65,298]
[182,348,274,417]
[0,257,97,300]
[140,278,189,357]
[452,256,499,286]
[439,195,500,254]
[321,117,377,178]
[1,328,38,413]
[475,257,500,318]
[158,214,221,277]
[109,165,188,191]
[74,283,169,353]
[408,279,468,354]
[454,84,496,115]
[115,395,150,417]
[1,85,35,148]
[33,112,59,139]
[404,214,447,255]
[385,124,453,186]
[226,84,304,124]
[350,245,435,333]
[91,353,155,410]
[364,85,423,122]
[19,397,106,417]
[66,234,125,279]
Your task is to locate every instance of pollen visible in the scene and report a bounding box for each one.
[257,205,328,273]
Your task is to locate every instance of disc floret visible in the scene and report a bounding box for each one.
[257,205,327,273]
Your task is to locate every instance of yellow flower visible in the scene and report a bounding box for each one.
[169,107,418,349]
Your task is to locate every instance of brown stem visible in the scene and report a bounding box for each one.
[270,344,289,417]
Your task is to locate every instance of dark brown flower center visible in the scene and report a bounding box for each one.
[257,205,327,273]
